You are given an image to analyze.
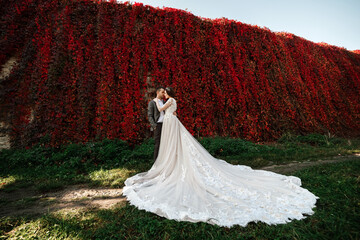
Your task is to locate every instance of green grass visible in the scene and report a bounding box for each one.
[0,133,359,239]
[1,160,359,239]
[35,180,66,193]
[1,133,359,193]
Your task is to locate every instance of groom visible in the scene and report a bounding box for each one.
[148,86,176,161]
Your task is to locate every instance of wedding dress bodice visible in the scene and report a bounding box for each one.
[164,98,177,116]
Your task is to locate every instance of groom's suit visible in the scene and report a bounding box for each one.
[148,98,166,161]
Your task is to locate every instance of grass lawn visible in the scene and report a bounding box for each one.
[0,134,359,239]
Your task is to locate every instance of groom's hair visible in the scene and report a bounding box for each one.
[156,86,165,93]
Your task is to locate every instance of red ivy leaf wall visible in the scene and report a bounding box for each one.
[0,0,359,149]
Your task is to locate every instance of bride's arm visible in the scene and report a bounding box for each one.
[154,98,172,112]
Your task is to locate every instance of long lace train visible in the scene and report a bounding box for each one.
[123,98,318,227]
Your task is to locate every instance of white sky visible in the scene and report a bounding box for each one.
[114,0,360,51]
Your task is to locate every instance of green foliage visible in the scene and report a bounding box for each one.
[198,136,264,156]
[0,138,134,171]
[130,138,155,161]
[0,134,358,174]
[277,132,348,147]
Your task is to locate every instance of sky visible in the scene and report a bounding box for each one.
[113,0,360,51]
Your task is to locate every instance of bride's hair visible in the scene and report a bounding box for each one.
[165,87,175,97]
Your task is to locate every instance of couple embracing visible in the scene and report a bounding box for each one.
[147,86,177,161]
[122,86,318,228]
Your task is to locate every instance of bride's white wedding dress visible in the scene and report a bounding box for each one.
[122,97,319,227]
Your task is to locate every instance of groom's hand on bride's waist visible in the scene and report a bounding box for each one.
[173,112,177,116]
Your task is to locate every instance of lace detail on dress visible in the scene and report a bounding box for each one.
[164,98,177,116]
[179,131,318,226]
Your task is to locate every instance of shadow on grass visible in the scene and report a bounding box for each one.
[0,160,152,191]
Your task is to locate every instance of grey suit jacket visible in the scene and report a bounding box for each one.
[148,99,165,131]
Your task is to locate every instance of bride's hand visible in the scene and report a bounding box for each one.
[173,112,177,116]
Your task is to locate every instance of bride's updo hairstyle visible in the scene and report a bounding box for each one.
[165,87,175,98]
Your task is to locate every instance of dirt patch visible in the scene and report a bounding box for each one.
[260,154,360,174]
[0,184,125,217]
[0,154,359,217]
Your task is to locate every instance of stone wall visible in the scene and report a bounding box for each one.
[0,122,10,150]
[0,56,17,149]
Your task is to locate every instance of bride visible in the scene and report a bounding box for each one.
[122,87,319,228]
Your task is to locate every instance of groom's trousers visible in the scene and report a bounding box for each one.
[153,122,163,161]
